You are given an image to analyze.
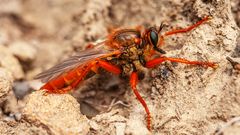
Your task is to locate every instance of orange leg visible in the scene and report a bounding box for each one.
[97,60,121,75]
[60,59,121,92]
[164,16,211,36]
[67,60,121,91]
[70,64,94,89]
[159,16,211,46]
[130,72,151,131]
[145,57,218,69]
[44,85,73,94]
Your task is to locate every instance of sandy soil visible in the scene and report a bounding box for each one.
[0,0,239,135]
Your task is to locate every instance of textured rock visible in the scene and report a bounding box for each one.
[0,120,48,135]
[0,46,24,80]
[22,91,90,135]
[9,41,37,62]
[91,110,128,135]
[0,68,13,104]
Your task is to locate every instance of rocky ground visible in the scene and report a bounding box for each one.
[0,0,239,135]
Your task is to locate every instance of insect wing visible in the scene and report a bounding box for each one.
[35,41,114,82]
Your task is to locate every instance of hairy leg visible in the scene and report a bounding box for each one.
[159,16,211,46]
[145,57,217,68]
[130,71,151,131]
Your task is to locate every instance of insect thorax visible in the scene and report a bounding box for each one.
[115,45,144,76]
[109,29,145,75]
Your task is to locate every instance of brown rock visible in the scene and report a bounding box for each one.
[22,91,90,135]
[0,68,13,104]
[0,46,24,80]
[9,41,37,62]
[0,120,48,135]
[0,0,21,14]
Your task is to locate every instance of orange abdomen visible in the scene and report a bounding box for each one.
[41,66,85,91]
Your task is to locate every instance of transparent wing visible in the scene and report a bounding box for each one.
[35,41,115,82]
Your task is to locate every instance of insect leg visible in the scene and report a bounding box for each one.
[70,63,94,89]
[145,57,218,69]
[97,60,121,75]
[130,71,151,131]
[163,16,211,36]
[43,85,73,94]
[69,60,121,90]
[159,16,211,46]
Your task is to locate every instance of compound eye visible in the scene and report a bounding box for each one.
[149,31,158,47]
[149,30,166,54]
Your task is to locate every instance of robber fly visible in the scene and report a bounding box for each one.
[35,16,217,131]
